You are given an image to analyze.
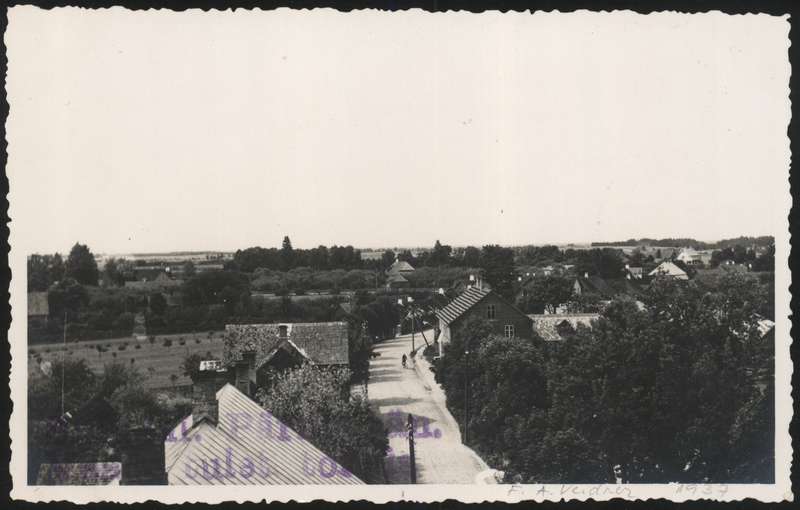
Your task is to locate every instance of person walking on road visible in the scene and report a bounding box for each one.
[402,353,407,368]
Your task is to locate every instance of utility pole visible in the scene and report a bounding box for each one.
[407,413,416,483]
[62,311,67,416]
[464,341,469,445]
[411,305,415,352]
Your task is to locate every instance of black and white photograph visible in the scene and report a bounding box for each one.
[5,6,792,503]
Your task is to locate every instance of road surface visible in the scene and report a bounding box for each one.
[368,331,487,483]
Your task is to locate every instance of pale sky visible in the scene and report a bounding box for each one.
[6,8,790,254]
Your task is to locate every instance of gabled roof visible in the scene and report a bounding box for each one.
[435,286,495,325]
[259,339,314,369]
[387,260,414,274]
[28,291,49,317]
[36,462,121,485]
[224,322,349,367]
[386,274,409,284]
[649,261,688,278]
[165,383,363,485]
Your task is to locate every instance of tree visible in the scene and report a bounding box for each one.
[180,353,203,382]
[65,243,99,286]
[428,240,453,267]
[380,250,396,269]
[256,364,388,481]
[149,293,168,315]
[480,245,515,299]
[27,255,51,292]
[182,261,196,278]
[519,275,574,314]
[281,236,295,270]
[103,258,126,287]
[752,245,775,272]
[48,278,89,317]
[461,246,482,267]
[397,249,415,266]
[27,254,65,292]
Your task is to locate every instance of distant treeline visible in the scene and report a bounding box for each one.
[591,236,774,250]
[226,238,367,273]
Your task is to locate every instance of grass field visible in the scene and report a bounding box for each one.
[28,331,226,389]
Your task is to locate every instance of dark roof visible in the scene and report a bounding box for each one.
[386,274,409,283]
[36,462,121,485]
[435,286,492,325]
[165,383,363,485]
[28,292,49,317]
[224,322,349,367]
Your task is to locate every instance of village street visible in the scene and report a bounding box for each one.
[368,330,488,484]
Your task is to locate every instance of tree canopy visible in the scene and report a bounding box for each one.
[437,272,773,483]
[65,243,99,286]
[256,364,388,482]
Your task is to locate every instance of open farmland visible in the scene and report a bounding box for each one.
[28,331,225,389]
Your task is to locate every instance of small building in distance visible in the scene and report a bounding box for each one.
[28,291,49,321]
[386,259,415,277]
[648,261,689,280]
[436,285,532,357]
[385,273,410,289]
[676,247,713,267]
[625,265,643,280]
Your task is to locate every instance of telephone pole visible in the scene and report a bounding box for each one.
[407,413,417,483]
[61,311,67,416]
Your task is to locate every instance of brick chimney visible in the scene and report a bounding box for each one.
[233,350,256,397]
[278,324,289,339]
[192,360,228,425]
[119,426,167,485]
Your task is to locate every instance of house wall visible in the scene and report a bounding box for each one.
[437,321,452,357]
[448,294,533,345]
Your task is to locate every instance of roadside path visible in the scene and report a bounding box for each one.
[368,331,487,484]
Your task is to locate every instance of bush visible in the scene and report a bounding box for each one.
[118,344,127,351]
[163,339,173,347]
[195,338,201,344]
[148,336,156,345]
[178,338,186,346]
[134,343,141,349]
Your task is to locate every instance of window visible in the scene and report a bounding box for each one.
[487,304,496,320]
[504,325,515,338]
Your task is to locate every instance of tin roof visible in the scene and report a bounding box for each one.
[224,322,349,367]
[435,286,492,325]
[164,383,363,485]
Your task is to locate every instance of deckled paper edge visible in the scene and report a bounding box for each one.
[4,6,793,503]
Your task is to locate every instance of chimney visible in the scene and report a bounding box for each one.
[119,426,167,485]
[192,360,228,425]
[234,350,256,397]
[584,272,589,278]
[278,324,289,339]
